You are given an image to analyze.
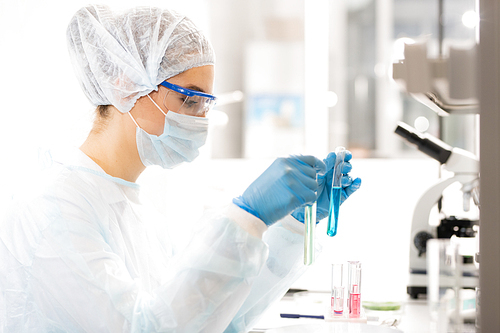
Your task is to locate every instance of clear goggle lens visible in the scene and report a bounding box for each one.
[163,90,216,117]
[160,81,217,117]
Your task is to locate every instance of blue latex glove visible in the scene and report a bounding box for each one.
[291,151,362,223]
[233,155,326,226]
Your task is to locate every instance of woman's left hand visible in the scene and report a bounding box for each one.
[291,150,362,223]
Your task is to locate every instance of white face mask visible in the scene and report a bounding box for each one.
[128,95,209,169]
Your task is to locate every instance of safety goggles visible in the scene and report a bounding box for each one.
[159,81,217,117]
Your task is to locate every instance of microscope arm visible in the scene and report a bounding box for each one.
[408,172,480,294]
[411,174,478,235]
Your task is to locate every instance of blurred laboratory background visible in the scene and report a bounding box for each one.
[0,0,482,317]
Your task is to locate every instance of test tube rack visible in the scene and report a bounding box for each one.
[326,261,367,323]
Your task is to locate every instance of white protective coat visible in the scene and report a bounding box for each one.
[0,148,313,332]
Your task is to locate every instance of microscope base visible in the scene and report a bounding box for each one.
[407,286,427,299]
[407,271,478,299]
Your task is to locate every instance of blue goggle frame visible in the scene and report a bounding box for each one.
[160,81,217,101]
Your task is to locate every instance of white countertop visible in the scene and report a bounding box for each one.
[249,292,477,333]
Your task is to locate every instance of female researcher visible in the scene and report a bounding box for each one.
[0,5,361,333]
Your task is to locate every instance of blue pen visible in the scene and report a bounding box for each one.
[280,313,325,319]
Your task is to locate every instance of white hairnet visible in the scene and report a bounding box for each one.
[67,5,215,113]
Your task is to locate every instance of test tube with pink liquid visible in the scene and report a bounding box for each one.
[347,261,362,318]
[331,264,344,316]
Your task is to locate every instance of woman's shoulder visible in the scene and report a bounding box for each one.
[33,147,130,208]
[4,164,106,225]
[0,165,105,263]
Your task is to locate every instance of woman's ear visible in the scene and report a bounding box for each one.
[112,76,153,112]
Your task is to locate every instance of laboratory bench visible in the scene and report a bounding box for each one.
[249,291,477,333]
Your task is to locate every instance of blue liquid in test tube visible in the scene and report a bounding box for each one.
[327,187,342,237]
[327,147,346,237]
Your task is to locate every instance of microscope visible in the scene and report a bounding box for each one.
[395,122,479,299]
[391,36,481,298]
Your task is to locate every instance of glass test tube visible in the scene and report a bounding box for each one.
[303,201,316,265]
[327,146,346,237]
[428,239,463,333]
[347,261,362,318]
[331,264,345,316]
[304,170,319,266]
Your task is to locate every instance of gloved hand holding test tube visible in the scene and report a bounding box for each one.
[291,148,361,265]
[327,147,346,237]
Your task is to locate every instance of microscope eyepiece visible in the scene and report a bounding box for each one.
[395,122,452,164]
[394,124,423,146]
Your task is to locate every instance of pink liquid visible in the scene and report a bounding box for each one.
[349,293,361,318]
[331,296,344,315]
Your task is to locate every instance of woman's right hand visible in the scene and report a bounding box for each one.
[233,155,326,226]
